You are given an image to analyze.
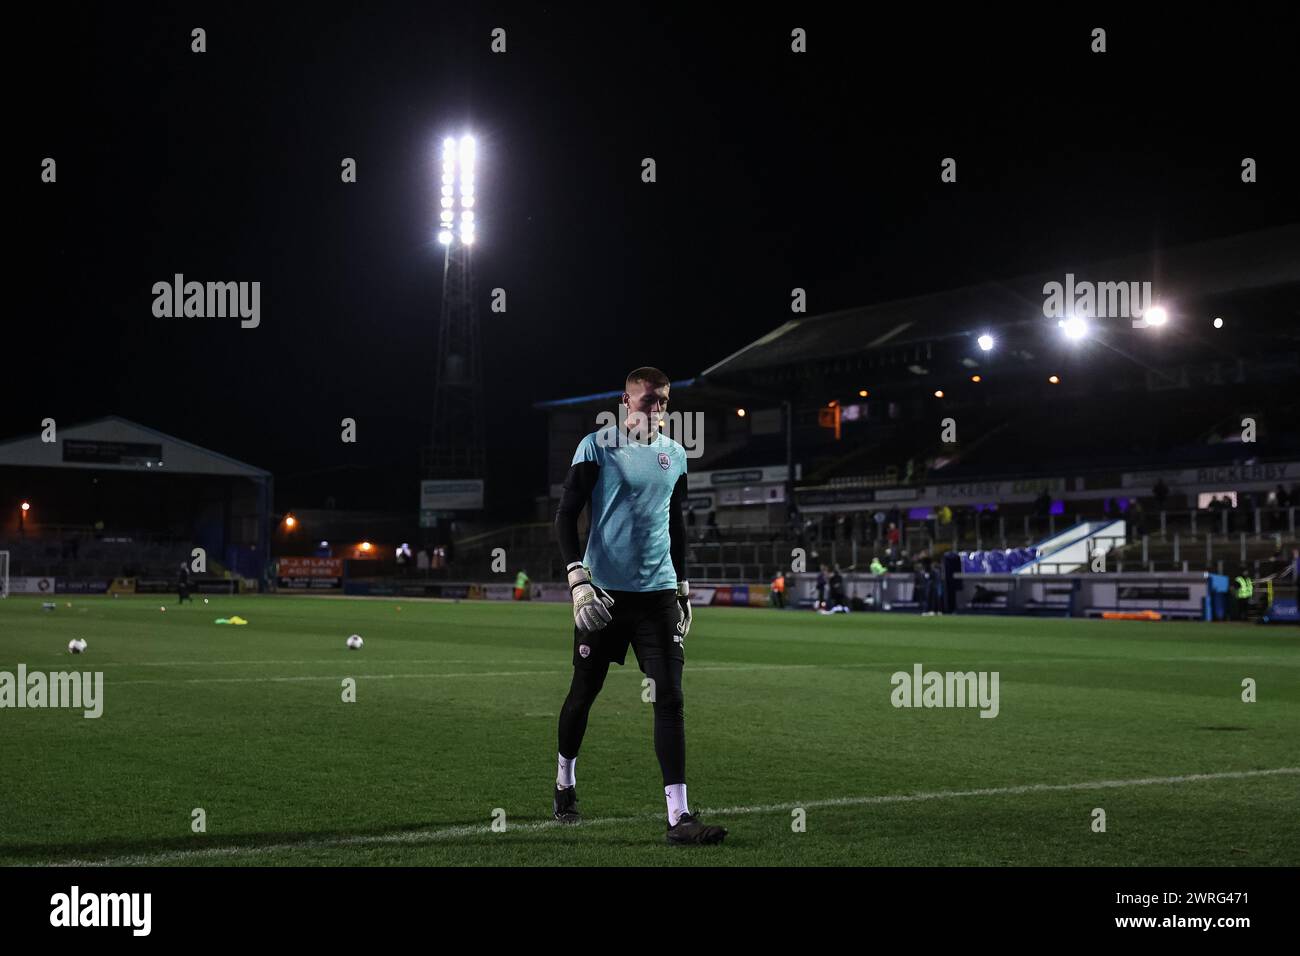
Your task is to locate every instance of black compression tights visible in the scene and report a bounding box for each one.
[557,656,686,787]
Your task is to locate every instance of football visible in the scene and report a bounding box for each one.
[68,639,86,654]
[346,634,363,650]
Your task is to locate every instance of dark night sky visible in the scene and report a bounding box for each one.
[12,4,1298,517]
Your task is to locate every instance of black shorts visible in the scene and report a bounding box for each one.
[573,589,682,671]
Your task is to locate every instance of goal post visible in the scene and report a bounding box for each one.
[0,551,9,599]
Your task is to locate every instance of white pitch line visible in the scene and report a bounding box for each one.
[32,767,1299,868]
[107,657,1192,687]
[91,659,1192,686]
[109,664,822,685]
[113,670,565,685]
[96,659,553,668]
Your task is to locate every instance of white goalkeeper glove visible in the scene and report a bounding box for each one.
[567,563,614,633]
[675,581,692,642]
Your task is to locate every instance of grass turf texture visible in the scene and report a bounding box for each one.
[1,594,1296,867]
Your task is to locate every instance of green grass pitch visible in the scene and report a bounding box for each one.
[1,594,1296,866]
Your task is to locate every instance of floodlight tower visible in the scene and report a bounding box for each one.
[427,134,485,487]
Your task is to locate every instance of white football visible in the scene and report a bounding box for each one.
[68,639,86,654]
[346,634,363,650]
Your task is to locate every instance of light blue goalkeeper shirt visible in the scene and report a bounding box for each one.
[573,426,687,592]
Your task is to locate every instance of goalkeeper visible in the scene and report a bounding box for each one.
[550,367,727,845]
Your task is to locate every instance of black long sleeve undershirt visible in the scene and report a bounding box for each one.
[555,461,599,568]
[669,473,688,583]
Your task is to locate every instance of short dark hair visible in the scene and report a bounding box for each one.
[625,366,670,390]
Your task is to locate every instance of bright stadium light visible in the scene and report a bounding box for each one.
[437,132,479,246]
[934,389,945,398]
[1049,374,1060,384]
[1213,317,1224,329]
[1145,306,1168,327]
[20,501,30,512]
[977,333,994,351]
[736,408,746,417]
[1060,315,1088,341]
[284,514,297,529]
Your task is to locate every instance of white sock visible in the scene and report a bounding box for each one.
[557,753,576,789]
[665,783,689,826]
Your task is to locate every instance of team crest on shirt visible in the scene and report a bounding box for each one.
[658,452,670,470]
[579,644,591,658]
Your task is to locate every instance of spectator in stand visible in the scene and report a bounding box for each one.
[1152,478,1169,511]
[416,547,430,574]
[1034,490,1052,517]
[869,555,886,575]
[687,507,697,540]
[815,565,829,609]
[886,522,901,549]
[1128,499,1145,539]
[514,568,530,600]
[1242,492,1258,529]
[707,511,720,543]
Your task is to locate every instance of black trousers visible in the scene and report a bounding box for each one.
[557,589,686,787]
